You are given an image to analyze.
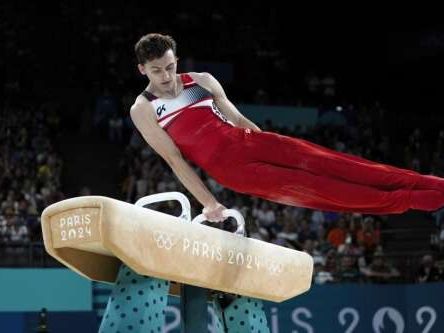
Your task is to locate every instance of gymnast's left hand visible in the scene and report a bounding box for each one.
[202,202,227,222]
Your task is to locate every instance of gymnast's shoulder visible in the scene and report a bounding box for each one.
[187,72,221,93]
[130,95,156,120]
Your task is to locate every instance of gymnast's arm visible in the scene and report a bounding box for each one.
[190,72,262,132]
[130,98,226,222]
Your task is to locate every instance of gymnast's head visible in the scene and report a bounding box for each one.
[135,33,178,91]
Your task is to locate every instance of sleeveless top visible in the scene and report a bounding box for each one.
[140,73,230,129]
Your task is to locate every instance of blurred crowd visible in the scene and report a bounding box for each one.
[2,2,444,282]
[0,101,65,261]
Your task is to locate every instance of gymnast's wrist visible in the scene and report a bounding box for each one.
[203,199,220,210]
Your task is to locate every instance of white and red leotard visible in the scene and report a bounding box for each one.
[139,73,444,213]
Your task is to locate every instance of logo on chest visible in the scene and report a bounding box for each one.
[156,104,166,116]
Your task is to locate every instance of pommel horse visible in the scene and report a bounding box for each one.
[41,192,313,332]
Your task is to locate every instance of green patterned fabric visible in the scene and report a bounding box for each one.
[99,265,169,333]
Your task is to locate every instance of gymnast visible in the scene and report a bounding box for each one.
[130,33,444,222]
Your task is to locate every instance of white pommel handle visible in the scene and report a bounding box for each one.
[191,209,246,236]
[135,192,191,222]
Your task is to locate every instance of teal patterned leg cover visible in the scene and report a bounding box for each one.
[210,295,227,333]
[99,265,170,333]
[223,296,270,333]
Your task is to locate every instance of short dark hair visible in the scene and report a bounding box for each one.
[134,33,177,64]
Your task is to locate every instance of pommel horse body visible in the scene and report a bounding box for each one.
[41,192,313,332]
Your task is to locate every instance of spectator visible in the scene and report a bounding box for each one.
[336,255,362,283]
[302,239,324,264]
[310,210,325,238]
[416,254,443,283]
[298,219,317,244]
[357,216,380,255]
[324,248,338,276]
[327,217,348,248]
[252,201,276,230]
[361,250,400,283]
[108,112,124,143]
[314,262,335,285]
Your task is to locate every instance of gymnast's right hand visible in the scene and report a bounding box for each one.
[202,202,227,222]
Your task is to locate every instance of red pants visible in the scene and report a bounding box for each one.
[168,109,444,214]
[208,129,444,214]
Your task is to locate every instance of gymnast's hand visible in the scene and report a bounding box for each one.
[249,123,262,132]
[242,120,262,133]
[202,202,227,222]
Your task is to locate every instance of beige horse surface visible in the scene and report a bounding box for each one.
[41,196,313,302]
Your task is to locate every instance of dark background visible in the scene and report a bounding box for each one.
[1,0,444,302]
[3,3,444,119]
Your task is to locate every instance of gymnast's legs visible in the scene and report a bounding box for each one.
[210,129,444,213]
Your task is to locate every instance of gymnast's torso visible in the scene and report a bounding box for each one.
[140,73,243,170]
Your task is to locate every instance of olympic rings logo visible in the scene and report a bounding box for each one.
[152,231,177,250]
[265,260,283,276]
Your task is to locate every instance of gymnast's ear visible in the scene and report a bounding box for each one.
[138,63,147,75]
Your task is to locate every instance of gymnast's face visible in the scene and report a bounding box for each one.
[138,49,178,93]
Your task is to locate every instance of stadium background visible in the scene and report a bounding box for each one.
[1,3,444,332]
